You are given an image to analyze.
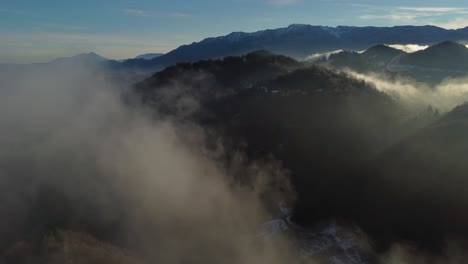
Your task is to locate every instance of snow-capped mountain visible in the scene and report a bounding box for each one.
[122,24,468,71]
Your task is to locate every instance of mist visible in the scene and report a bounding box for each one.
[347,71,468,112]
[305,50,344,61]
[0,62,302,263]
[3,54,468,264]
[387,44,429,53]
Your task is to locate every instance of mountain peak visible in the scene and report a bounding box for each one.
[287,24,310,29]
[364,44,404,55]
[418,41,467,55]
[49,52,110,66]
[432,41,465,48]
[120,25,468,71]
[366,44,394,51]
[72,52,108,61]
[224,31,249,42]
[134,53,164,60]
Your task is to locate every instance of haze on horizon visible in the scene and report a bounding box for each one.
[1,0,468,64]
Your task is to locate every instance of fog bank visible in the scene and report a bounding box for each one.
[0,62,298,263]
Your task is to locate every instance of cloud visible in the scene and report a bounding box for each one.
[387,44,428,53]
[348,71,468,112]
[123,9,192,19]
[38,23,88,31]
[122,9,153,17]
[357,5,468,29]
[433,17,468,30]
[305,49,343,61]
[397,6,468,13]
[0,8,26,15]
[170,12,192,18]
[266,0,299,6]
[0,60,297,263]
[359,13,418,23]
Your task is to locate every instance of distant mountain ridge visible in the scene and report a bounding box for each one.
[4,24,468,76]
[122,24,468,71]
[52,52,109,63]
[399,41,468,70]
[318,41,468,84]
[133,53,164,60]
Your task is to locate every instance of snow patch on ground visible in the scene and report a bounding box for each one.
[259,203,372,263]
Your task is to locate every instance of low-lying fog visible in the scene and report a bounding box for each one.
[348,71,468,112]
[0,62,298,263]
[2,60,468,263]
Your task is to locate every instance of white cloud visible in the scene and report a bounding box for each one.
[123,9,152,17]
[349,71,468,112]
[305,49,343,61]
[171,12,192,18]
[359,13,418,23]
[266,0,299,6]
[397,7,468,13]
[387,44,428,53]
[38,23,88,31]
[357,5,468,29]
[123,9,192,19]
[432,17,468,29]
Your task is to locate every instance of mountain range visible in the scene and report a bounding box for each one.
[5,40,468,262]
[132,53,164,60]
[317,41,468,84]
[4,24,468,78]
[134,50,429,246]
[122,24,468,71]
[133,48,468,252]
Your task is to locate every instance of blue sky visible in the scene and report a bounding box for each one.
[1,0,468,63]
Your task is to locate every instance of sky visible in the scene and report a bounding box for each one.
[1,0,468,63]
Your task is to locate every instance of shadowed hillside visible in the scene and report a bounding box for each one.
[135,52,420,251]
[1,231,145,264]
[347,103,468,250]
